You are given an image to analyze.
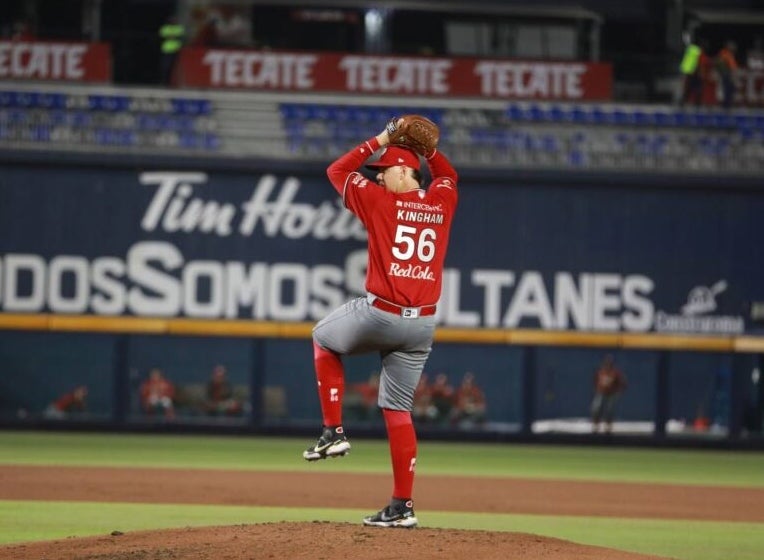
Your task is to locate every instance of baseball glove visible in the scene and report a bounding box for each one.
[385,114,440,156]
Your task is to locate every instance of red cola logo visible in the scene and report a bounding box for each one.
[388,262,436,281]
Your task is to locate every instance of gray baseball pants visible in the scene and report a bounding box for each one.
[312,295,436,411]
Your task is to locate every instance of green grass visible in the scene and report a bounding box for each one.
[0,430,763,560]
[428,512,764,560]
[0,431,762,487]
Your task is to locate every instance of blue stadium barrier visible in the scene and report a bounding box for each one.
[171,98,212,116]
[612,109,634,125]
[0,91,16,107]
[12,91,38,108]
[652,111,672,127]
[570,106,591,124]
[279,103,298,121]
[87,95,130,112]
[506,104,524,122]
[547,105,569,123]
[37,93,67,109]
[591,107,611,125]
[525,104,547,122]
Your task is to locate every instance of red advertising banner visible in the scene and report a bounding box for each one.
[178,48,613,101]
[698,71,764,107]
[737,71,764,106]
[0,41,111,83]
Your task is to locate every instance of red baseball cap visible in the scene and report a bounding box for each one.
[365,146,421,171]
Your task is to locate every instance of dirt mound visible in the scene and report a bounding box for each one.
[0,521,673,560]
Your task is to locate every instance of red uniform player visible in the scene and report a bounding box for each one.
[303,118,458,528]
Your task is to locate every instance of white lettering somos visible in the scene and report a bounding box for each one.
[0,42,87,79]
[1,245,738,334]
[0,243,366,320]
[388,263,436,281]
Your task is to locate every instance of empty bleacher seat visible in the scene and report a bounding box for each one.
[524,104,547,122]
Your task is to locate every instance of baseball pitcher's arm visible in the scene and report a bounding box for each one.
[326,136,382,196]
[375,125,391,146]
[425,149,458,186]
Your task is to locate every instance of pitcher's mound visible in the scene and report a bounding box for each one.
[0,521,674,560]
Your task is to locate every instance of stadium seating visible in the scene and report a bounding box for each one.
[274,99,763,174]
[1,83,762,175]
[0,87,219,153]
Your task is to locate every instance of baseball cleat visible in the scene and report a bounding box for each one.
[303,426,351,461]
[363,499,418,528]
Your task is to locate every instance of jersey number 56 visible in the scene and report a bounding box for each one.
[392,225,436,262]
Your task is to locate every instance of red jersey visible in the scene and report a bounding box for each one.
[54,391,86,412]
[140,378,175,401]
[327,138,458,307]
[594,366,626,396]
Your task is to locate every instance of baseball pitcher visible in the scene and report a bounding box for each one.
[303,115,458,528]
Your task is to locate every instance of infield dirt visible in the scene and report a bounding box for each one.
[1,465,762,559]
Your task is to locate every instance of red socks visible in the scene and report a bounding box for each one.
[383,408,417,500]
[313,341,345,427]
[313,342,417,501]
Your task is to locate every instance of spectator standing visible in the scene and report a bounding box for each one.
[591,354,627,434]
[679,37,710,107]
[215,5,251,47]
[159,15,185,85]
[204,364,243,416]
[189,7,220,47]
[715,41,739,109]
[140,368,176,419]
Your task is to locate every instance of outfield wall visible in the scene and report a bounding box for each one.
[0,160,762,443]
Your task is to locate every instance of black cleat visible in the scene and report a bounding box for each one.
[303,426,351,461]
[363,498,418,528]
